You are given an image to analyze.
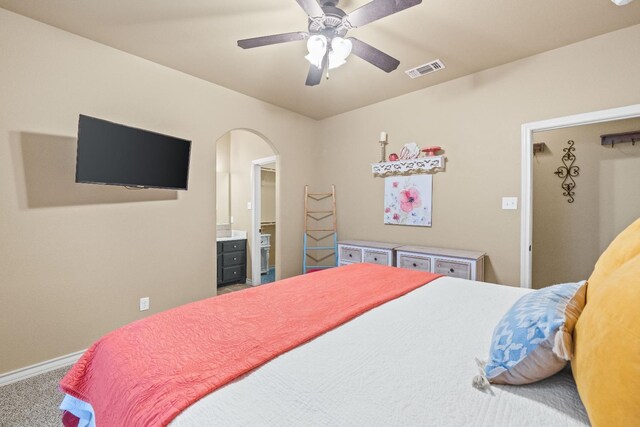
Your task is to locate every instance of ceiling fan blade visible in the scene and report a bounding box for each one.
[348,37,400,72]
[305,58,327,86]
[295,0,325,18]
[346,0,422,28]
[238,32,308,49]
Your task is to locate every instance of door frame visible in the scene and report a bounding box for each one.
[520,103,640,288]
[251,155,277,286]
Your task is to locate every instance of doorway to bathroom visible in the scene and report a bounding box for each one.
[215,130,278,291]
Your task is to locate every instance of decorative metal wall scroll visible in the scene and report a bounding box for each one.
[554,140,580,203]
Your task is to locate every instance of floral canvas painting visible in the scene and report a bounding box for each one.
[384,175,432,226]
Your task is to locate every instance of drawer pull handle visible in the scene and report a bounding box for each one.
[412,263,417,267]
[449,268,454,273]
[233,257,237,261]
[374,257,378,261]
[349,254,352,258]
[233,272,237,275]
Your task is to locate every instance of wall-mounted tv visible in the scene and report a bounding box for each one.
[75,114,192,190]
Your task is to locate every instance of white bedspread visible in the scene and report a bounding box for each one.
[171,277,589,426]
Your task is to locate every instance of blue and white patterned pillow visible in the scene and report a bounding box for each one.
[482,281,587,385]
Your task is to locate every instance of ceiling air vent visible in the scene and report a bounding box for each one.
[405,60,445,79]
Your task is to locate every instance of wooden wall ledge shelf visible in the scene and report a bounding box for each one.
[601,131,640,147]
[371,155,445,177]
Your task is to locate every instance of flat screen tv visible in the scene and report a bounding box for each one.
[75,114,192,190]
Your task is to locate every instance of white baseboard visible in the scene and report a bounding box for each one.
[0,349,85,387]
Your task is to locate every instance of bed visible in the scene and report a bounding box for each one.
[59,263,590,426]
[169,276,588,427]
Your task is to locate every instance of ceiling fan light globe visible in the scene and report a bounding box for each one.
[305,52,325,69]
[328,52,347,69]
[331,37,352,60]
[306,34,328,55]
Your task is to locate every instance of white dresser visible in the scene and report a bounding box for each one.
[337,240,400,267]
[338,240,486,281]
[395,245,485,281]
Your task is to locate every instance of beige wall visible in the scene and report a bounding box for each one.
[228,130,275,281]
[2,7,640,376]
[318,24,640,286]
[532,118,640,288]
[261,168,276,223]
[215,133,231,224]
[0,9,320,374]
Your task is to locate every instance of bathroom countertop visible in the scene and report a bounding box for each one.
[216,230,247,242]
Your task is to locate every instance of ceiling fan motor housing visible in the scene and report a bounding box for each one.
[308,4,348,37]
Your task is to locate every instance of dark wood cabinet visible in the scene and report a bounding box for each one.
[217,239,247,286]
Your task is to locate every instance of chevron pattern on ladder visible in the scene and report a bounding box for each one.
[303,185,337,273]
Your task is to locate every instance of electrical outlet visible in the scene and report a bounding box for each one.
[502,197,518,210]
[139,297,150,311]
[247,202,252,210]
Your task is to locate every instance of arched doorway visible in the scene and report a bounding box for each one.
[215,129,279,293]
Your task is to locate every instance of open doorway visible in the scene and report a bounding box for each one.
[215,130,278,293]
[531,118,640,288]
[520,103,640,288]
[251,157,277,285]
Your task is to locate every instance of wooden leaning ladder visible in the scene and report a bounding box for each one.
[303,185,337,273]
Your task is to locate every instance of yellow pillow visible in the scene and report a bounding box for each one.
[587,216,640,297]
[572,254,640,426]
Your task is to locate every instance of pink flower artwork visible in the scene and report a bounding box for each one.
[399,187,421,213]
[383,175,432,227]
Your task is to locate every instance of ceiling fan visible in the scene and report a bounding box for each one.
[237,0,422,86]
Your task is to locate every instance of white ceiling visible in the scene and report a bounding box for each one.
[2,0,640,119]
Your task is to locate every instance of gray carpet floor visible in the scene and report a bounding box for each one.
[217,282,252,294]
[0,366,69,427]
[1,284,253,426]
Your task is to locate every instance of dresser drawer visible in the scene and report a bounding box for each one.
[218,238,247,285]
[398,254,431,272]
[363,249,390,266]
[222,240,245,252]
[222,251,245,267]
[339,246,362,263]
[434,258,471,279]
[222,265,244,282]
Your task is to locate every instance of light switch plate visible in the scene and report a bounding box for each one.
[502,197,518,210]
[139,297,150,311]
[247,202,252,210]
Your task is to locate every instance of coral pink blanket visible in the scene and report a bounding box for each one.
[60,263,440,426]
